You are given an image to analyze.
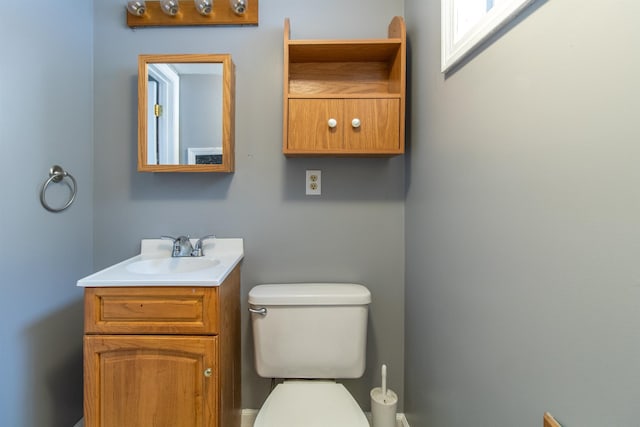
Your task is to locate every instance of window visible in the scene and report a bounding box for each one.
[441,0,535,73]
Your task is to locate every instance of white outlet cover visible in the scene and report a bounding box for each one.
[306,170,321,196]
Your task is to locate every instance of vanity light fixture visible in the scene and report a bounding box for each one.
[126,0,146,16]
[125,0,258,27]
[159,0,179,16]
[194,0,212,15]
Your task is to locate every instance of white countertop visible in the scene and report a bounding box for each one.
[77,238,243,287]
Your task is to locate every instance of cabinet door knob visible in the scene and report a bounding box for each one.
[351,118,361,128]
[204,368,213,377]
[327,118,338,128]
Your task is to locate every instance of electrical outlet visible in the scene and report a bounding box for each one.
[306,170,321,196]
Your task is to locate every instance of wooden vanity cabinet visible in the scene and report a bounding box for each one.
[83,266,241,427]
[283,17,406,156]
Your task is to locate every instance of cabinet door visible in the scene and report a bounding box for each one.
[288,99,343,152]
[84,335,218,427]
[287,98,400,154]
[344,98,400,153]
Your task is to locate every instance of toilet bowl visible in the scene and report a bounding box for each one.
[253,381,369,427]
[249,283,371,427]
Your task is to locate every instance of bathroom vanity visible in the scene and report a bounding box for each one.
[79,239,243,427]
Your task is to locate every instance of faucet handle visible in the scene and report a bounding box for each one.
[161,235,193,257]
[193,234,216,256]
[161,235,191,243]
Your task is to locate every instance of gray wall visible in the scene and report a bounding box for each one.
[404,0,640,426]
[93,0,405,410]
[0,1,93,426]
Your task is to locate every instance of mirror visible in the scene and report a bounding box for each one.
[138,54,235,172]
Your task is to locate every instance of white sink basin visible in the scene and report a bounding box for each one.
[125,257,220,275]
[77,238,243,287]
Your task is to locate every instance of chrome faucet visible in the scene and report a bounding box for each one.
[161,235,194,257]
[192,235,216,257]
[161,234,215,257]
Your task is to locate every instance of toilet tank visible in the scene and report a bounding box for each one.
[249,283,371,379]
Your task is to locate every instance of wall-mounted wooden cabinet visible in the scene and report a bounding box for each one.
[283,17,406,156]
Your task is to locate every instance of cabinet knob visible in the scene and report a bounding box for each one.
[327,118,337,128]
[351,118,361,128]
[204,368,213,377]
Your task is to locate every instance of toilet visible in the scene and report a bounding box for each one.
[249,283,371,427]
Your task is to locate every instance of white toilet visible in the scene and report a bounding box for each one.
[249,283,372,427]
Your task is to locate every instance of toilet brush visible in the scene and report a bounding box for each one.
[370,364,398,427]
[381,364,387,398]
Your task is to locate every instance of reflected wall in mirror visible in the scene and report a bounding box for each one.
[138,54,235,172]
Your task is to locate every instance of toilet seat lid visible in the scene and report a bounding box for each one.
[254,381,369,427]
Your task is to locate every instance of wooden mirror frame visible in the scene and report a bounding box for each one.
[138,54,235,172]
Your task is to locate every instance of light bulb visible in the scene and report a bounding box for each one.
[126,0,146,16]
[194,0,212,15]
[160,0,180,16]
[229,0,247,15]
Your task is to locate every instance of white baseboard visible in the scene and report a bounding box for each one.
[368,412,410,427]
[241,409,410,426]
[241,409,258,427]
[75,410,409,427]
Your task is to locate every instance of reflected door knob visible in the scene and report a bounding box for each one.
[351,118,361,128]
[327,118,338,128]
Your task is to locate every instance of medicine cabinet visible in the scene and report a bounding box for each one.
[138,54,235,172]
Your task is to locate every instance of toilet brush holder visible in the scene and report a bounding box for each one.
[370,387,398,427]
[371,364,397,427]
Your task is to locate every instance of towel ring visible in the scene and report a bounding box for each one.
[40,165,77,212]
